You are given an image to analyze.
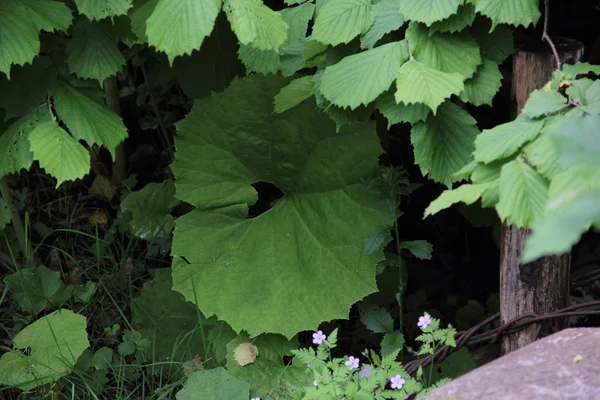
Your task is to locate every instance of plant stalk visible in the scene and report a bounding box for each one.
[0,177,32,266]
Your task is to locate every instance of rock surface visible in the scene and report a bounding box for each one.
[422,328,600,400]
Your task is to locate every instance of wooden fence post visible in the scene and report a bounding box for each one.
[501,36,583,354]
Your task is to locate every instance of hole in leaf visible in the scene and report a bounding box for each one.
[248,181,284,218]
[19,347,32,357]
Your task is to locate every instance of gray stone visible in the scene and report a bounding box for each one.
[422,328,600,400]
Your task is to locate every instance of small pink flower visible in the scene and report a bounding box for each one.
[250,398,260,400]
[418,313,431,329]
[390,374,405,389]
[313,379,318,386]
[345,356,360,370]
[312,330,326,345]
[359,367,372,378]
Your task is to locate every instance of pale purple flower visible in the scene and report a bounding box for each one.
[313,379,318,386]
[345,356,360,370]
[359,367,372,378]
[250,398,260,400]
[418,313,432,329]
[312,330,326,345]
[390,374,405,389]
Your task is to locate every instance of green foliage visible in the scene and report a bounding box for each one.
[120,180,175,243]
[29,121,91,187]
[398,0,462,26]
[224,0,289,51]
[360,0,405,49]
[176,367,250,400]
[0,309,89,390]
[312,0,375,46]
[4,266,70,314]
[0,196,8,231]
[359,303,394,334]
[74,0,132,20]
[474,116,544,163]
[171,75,392,338]
[475,0,541,29]
[321,41,408,109]
[460,58,503,107]
[274,75,315,113]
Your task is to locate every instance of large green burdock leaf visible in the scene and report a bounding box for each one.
[147,0,221,63]
[3,266,69,314]
[0,309,89,390]
[171,75,391,338]
[0,0,73,77]
[176,368,250,400]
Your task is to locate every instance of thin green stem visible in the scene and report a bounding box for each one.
[394,222,404,334]
[0,177,32,266]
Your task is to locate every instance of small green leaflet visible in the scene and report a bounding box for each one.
[399,240,433,260]
[359,303,394,334]
[424,182,495,217]
[0,0,73,78]
[176,368,250,400]
[377,91,430,127]
[51,81,128,158]
[523,192,600,262]
[312,0,376,46]
[395,60,464,114]
[360,0,405,50]
[66,19,126,84]
[381,331,405,357]
[459,58,503,107]
[147,0,221,64]
[29,122,90,187]
[0,309,89,390]
[0,107,50,178]
[474,116,544,163]
[407,22,481,79]
[521,89,567,118]
[321,41,408,109]
[430,3,476,34]
[274,76,315,114]
[224,0,288,51]
[497,160,548,228]
[398,0,462,26]
[476,0,541,30]
[411,102,480,188]
[74,0,132,20]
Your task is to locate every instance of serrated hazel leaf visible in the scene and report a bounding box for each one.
[66,20,126,84]
[459,58,503,107]
[411,102,480,188]
[0,107,51,178]
[29,122,90,187]
[521,90,566,118]
[52,82,128,158]
[476,0,541,30]
[399,240,433,259]
[237,45,279,74]
[497,160,548,228]
[0,1,72,78]
[359,304,394,334]
[280,2,315,43]
[395,60,464,114]
[274,76,314,114]
[473,22,514,63]
[562,62,600,80]
[430,3,476,34]
[398,0,462,26]
[128,0,158,42]
[523,134,563,179]
[377,91,430,127]
[312,0,375,46]
[583,80,600,115]
[406,22,481,79]
[224,0,288,51]
[548,166,600,201]
[424,182,495,217]
[523,192,600,262]
[321,41,408,109]
[547,114,600,168]
[147,0,221,64]
[360,0,405,50]
[474,116,544,163]
[74,0,132,20]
